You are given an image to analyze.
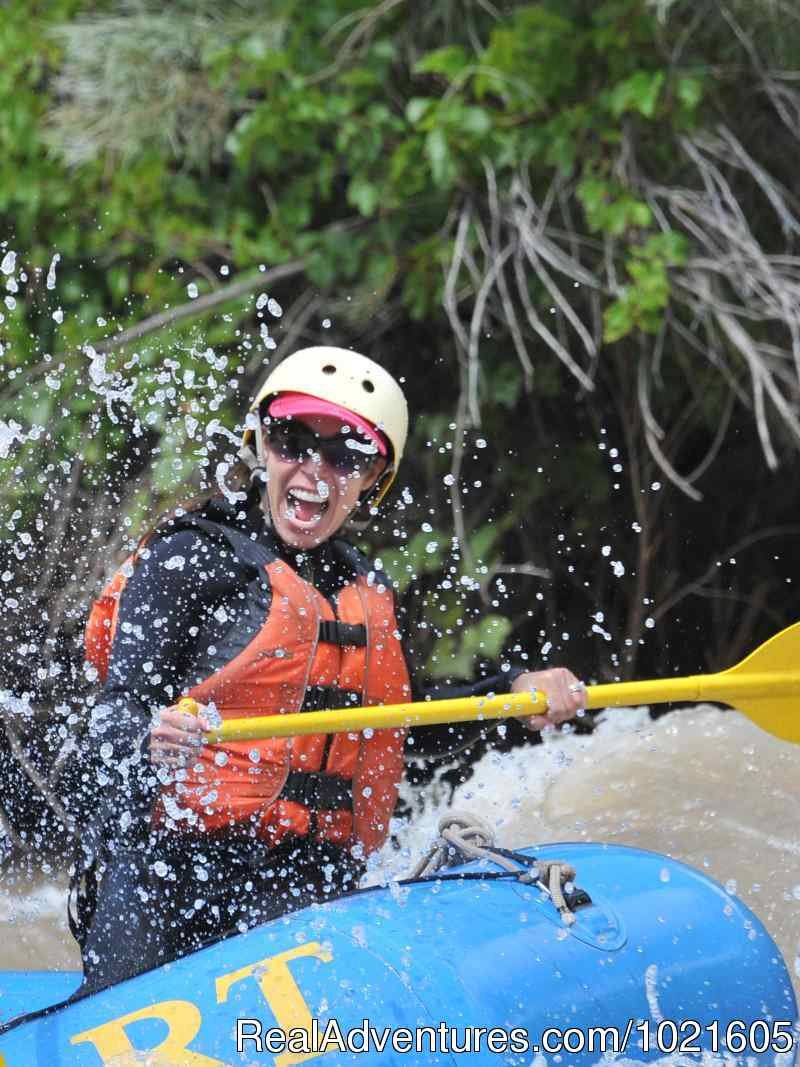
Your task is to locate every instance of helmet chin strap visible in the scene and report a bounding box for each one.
[238,432,274,528]
[238,411,268,479]
[346,464,393,530]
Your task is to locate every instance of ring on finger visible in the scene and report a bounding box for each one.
[568,681,585,693]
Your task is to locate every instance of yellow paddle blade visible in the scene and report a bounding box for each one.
[200,621,800,745]
[712,620,800,743]
[584,622,800,744]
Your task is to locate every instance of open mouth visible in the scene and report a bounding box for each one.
[285,487,330,526]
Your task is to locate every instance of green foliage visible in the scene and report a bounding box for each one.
[1,0,795,701]
[429,613,513,679]
[475,7,582,108]
[379,530,446,596]
[578,178,652,236]
[604,232,689,342]
[608,70,665,118]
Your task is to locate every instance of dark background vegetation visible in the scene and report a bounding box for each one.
[1,0,799,857]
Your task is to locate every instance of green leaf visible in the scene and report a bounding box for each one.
[347,175,380,217]
[676,75,703,110]
[380,530,447,595]
[455,105,491,139]
[468,520,505,563]
[425,127,455,188]
[428,614,513,680]
[413,45,469,80]
[609,70,665,119]
[603,300,634,343]
[630,201,652,227]
[406,97,433,125]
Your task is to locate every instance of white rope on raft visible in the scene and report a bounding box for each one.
[408,810,578,926]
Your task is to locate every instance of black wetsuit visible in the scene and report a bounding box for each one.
[76,496,521,991]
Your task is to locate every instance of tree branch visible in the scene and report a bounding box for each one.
[93,259,306,355]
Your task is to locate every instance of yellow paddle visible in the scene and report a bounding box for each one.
[179,621,800,746]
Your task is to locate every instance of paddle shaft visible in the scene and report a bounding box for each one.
[201,669,798,743]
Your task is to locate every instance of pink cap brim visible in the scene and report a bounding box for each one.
[267,392,388,456]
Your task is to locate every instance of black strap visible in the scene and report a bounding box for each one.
[301,685,362,712]
[67,863,98,951]
[318,621,367,647]
[188,517,273,575]
[282,770,353,811]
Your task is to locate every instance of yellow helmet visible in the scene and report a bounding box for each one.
[240,346,409,508]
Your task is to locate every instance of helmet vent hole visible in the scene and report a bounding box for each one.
[322,364,337,374]
[362,379,375,393]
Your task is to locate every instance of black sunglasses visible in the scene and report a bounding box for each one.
[265,419,380,474]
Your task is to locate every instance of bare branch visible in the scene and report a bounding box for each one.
[443,203,473,358]
[653,524,800,622]
[93,260,306,355]
[0,711,74,832]
[482,163,534,388]
[644,427,703,500]
[685,387,735,484]
[512,245,595,391]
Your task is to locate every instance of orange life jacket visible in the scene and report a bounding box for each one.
[85,557,136,683]
[85,518,411,856]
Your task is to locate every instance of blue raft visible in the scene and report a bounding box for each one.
[0,842,796,1065]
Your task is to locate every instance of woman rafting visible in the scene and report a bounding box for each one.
[72,346,585,991]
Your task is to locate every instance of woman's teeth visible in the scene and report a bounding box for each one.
[286,487,329,523]
[289,488,328,505]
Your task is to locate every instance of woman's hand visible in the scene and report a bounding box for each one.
[511,668,585,732]
[149,704,210,767]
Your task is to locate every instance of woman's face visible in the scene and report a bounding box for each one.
[261,413,385,548]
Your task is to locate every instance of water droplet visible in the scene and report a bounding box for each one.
[187,282,199,299]
[46,253,60,290]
